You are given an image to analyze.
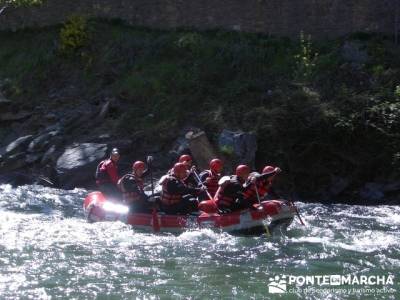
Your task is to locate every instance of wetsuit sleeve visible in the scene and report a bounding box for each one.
[257,171,277,181]
[199,171,209,185]
[184,172,199,187]
[124,177,149,201]
[167,179,200,195]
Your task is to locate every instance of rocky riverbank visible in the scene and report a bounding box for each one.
[1,20,399,205]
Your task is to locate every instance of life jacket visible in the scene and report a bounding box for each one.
[257,180,270,198]
[95,160,109,183]
[118,173,144,203]
[203,170,220,197]
[160,175,183,206]
[215,176,239,208]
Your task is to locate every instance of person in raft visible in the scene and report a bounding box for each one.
[198,158,223,199]
[160,162,205,214]
[95,148,121,200]
[118,160,151,213]
[243,165,282,206]
[176,154,200,188]
[214,164,255,213]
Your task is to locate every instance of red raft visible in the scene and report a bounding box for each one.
[83,191,297,235]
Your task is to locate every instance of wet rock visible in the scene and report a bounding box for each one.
[56,143,108,189]
[4,135,33,156]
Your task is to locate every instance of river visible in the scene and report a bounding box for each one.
[0,184,399,299]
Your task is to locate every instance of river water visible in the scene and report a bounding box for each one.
[0,184,399,299]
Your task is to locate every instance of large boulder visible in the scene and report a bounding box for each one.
[218,129,257,169]
[186,131,217,170]
[56,143,108,189]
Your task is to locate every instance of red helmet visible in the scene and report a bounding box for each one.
[210,158,223,173]
[173,162,187,178]
[178,154,192,163]
[133,161,145,170]
[236,164,250,178]
[262,165,276,174]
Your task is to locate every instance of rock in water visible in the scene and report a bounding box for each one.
[56,143,108,189]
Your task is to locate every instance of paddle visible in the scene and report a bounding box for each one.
[253,179,262,206]
[192,169,214,200]
[290,196,305,226]
[252,177,271,236]
[147,155,160,232]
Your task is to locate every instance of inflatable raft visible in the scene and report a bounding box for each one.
[83,191,297,235]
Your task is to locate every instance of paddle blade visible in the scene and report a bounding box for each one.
[151,207,160,232]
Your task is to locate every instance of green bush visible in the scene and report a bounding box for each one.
[59,15,89,55]
[293,31,318,83]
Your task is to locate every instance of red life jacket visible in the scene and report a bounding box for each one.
[243,179,270,201]
[118,174,144,203]
[215,176,237,208]
[257,180,270,198]
[95,159,119,185]
[160,175,183,206]
[202,170,220,197]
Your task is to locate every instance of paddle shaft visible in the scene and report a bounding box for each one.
[291,199,305,226]
[147,156,160,232]
[192,170,213,200]
[254,181,261,205]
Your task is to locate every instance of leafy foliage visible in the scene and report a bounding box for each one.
[59,15,89,56]
[293,31,318,83]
